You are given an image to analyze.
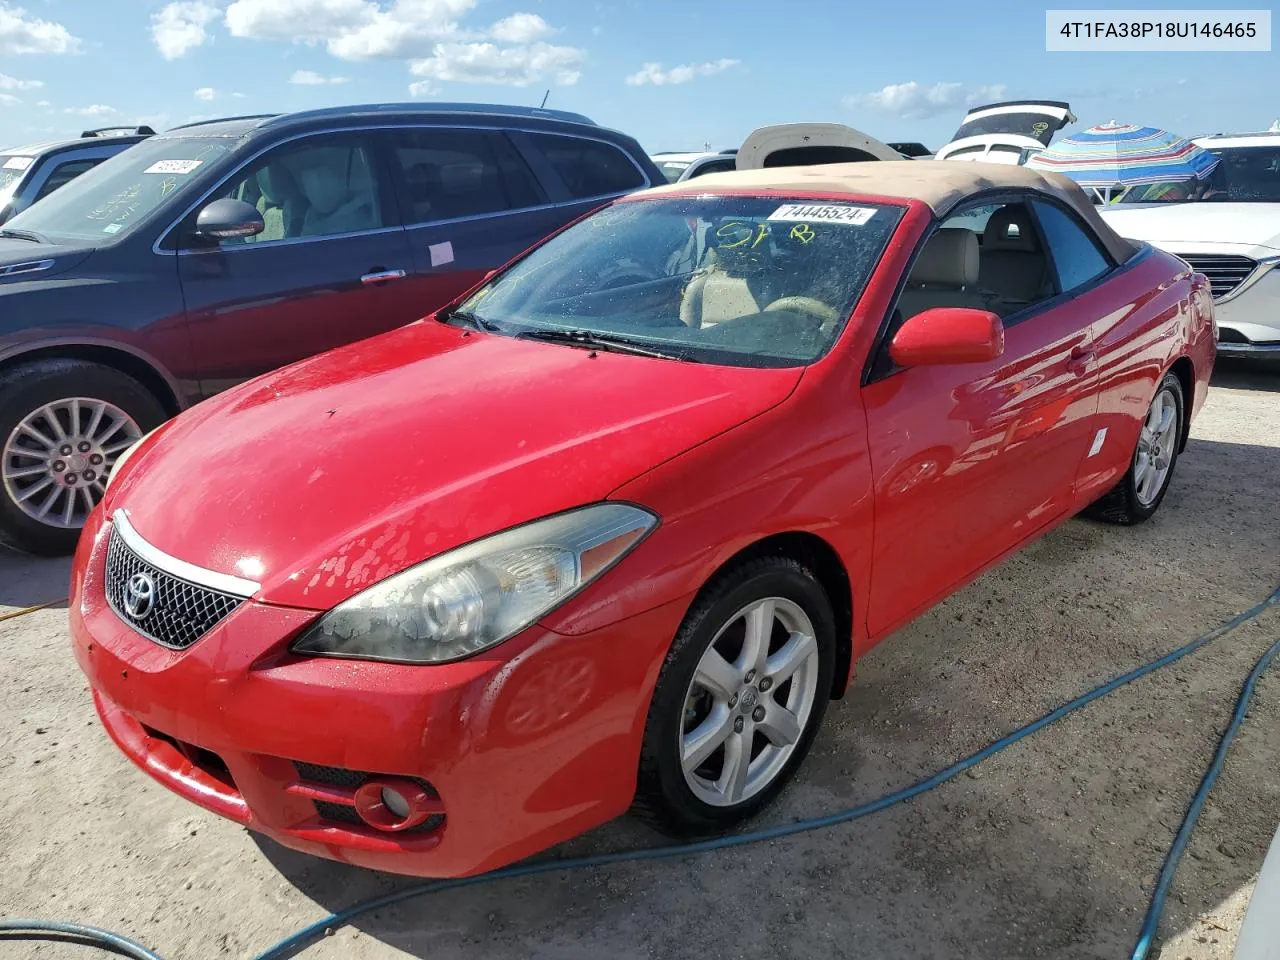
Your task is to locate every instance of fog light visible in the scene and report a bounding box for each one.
[381,786,411,818]
[352,776,442,832]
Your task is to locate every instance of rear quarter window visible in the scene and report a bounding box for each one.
[528,133,647,199]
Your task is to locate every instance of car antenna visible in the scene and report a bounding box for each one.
[539,89,550,108]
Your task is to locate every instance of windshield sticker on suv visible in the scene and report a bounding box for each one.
[3,157,33,171]
[102,223,124,234]
[143,159,204,175]
[768,204,876,225]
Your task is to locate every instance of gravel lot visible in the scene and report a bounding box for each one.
[2,360,1277,960]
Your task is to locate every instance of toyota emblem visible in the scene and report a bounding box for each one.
[123,572,157,620]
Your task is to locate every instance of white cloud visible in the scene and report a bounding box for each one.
[408,79,433,97]
[625,58,739,86]
[194,86,218,101]
[290,69,349,85]
[64,104,118,118]
[489,12,553,43]
[152,1,220,60]
[226,0,474,59]
[35,98,49,107]
[843,80,1007,120]
[0,93,19,106]
[0,72,41,90]
[0,2,81,56]
[409,40,583,87]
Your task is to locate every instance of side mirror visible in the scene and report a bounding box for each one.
[194,198,264,241]
[889,307,1005,367]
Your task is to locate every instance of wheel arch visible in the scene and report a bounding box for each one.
[697,530,855,700]
[0,340,184,417]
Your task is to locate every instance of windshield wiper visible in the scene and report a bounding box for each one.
[443,307,504,332]
[514,328,698,362]
[0,228,46,243]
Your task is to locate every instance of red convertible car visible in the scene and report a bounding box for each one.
[70,161,1215,878]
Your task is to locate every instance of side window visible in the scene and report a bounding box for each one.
[387,128,542,224]
[896,201,1057,325]
[34,158,102,202]
[215,135,385,244]
[528,133,646,199]
[688,158,735,179]
[1032,200,1111,291]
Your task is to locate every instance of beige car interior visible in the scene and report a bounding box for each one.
[227,144,382,243]
[896,202,1055,323]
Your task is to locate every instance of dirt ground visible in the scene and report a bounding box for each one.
[1,360,1278,960]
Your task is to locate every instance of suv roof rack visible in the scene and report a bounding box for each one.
[263,102,596,127]
[80,125,156,138]
[166,114,280,131]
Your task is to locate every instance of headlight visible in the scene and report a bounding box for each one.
[103,427,159,493]
[291,503,658,664]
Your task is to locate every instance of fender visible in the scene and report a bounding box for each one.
[0,335,192,412]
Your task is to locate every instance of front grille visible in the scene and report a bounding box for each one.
[144,725,236,790]
[105,527,246,649]
[1181,254,1257,300]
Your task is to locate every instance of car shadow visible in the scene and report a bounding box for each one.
[0,549,70,613]
[1211,357,1280,391]
[250,432,1280,960]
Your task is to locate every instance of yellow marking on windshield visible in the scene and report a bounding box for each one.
[789,223,816,244]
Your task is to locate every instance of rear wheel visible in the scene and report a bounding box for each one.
[633,556,835,836]
[0,359,165,555]
[1088,371,1184,525]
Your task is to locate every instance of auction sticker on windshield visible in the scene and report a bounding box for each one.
[768,204,877,225]
[143,159,204,175]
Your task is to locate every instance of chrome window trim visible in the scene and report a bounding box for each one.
[153,122,652,256]
[112,509,260,597]
[0,258,55,277]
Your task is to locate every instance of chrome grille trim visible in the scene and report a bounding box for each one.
[105,527,247,649]
[1179,254,1258,301]
[112,510,260,596]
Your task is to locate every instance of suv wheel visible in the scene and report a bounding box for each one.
[0,359,166,555]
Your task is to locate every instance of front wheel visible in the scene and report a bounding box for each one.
[1088,371,1184,525]
[633,556,836,836]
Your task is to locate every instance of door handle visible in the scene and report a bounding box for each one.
[1066,345,1094,375]
[361,269,407,285]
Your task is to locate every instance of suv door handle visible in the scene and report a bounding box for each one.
[361,269,407,285]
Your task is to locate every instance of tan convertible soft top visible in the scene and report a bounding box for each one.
[640,159,1139,264]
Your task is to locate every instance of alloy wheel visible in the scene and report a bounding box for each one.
[1134,386,1179,507]
[679,596,821,807]
[2,397,142,529]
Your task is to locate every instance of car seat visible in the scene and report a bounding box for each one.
[977,206,1051,313]
[255,165,304,241]
[895,228,984,319]
[295,152,378,237]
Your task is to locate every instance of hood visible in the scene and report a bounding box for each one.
[0,238,95,283]
[947,100,1076,147]
[1099,203,1280,252]
[110,321,802,610]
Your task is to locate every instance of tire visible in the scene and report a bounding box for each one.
[0,359,166,555]
[633,556,836,837]
[1087,371,1185,526]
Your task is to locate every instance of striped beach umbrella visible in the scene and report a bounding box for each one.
[1025,121,1220,200]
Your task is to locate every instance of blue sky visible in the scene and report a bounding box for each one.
[1,0,1276,152]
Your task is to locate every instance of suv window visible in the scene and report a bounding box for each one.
[1032,201,1111,291]
[216,135,386,244]
[688,158,735,179]
[387,128,542,223]
[528,133,646,199]
[34,158,103,202]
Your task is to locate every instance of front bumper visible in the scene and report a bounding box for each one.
[71,512,687,877]
[1202,258,1280,358]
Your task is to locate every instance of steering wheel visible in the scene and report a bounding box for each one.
[763,296,838,326]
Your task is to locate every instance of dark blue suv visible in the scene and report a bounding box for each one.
[0,103,661,554]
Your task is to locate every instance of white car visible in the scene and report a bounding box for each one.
[650,151,738,183]
[1100,131,1280,359]
[935,100,1077,165]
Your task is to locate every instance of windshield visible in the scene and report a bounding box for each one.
[1118,146,1280,204]
[2,137,234,244]
[454,196,905,368]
